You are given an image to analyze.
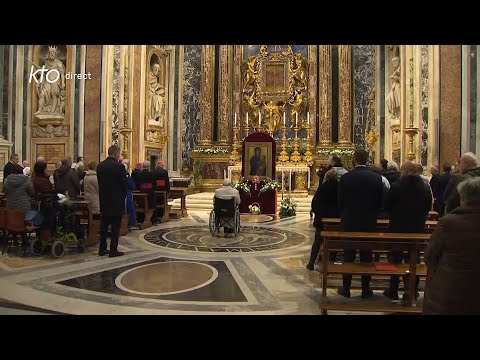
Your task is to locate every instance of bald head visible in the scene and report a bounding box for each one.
[400,161,417,177]
[223,179,232,186]
[458,152,478,174]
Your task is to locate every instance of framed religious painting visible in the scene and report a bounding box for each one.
[244,142,272,180]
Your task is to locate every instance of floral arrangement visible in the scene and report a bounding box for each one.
[248,203,261,215]
[192,148,229,155]
[260,178,281,194]
[316,148,355,157]
[279,196,297,217]
[233,177,251,196]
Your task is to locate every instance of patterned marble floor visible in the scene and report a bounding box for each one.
[0,211,416,315]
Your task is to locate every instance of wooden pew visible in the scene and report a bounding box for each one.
[169,187,188,218]
[321,218,438,232]
[319,230,430,315]
[133,192,153,230]
[154,191,170,223]
[70,200,94,246]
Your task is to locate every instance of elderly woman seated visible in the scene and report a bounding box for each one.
[83,161,100,219]
[3,164,34,215]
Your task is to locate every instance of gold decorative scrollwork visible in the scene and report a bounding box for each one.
[241,45,308,134]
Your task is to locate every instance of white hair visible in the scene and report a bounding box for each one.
[458,177,480,207]
[223,179,231,186]
[463,152,478,168]
[143,160,150,169]
[122,159,129,171]
[387,160,399,171]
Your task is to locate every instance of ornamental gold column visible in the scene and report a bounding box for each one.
[308,45,318,147]
[338,45,353,144]
[198,45,215,147]
[319,45,333,146]
[217,45,233,147]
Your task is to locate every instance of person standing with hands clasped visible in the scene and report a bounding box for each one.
[96,145,127,257]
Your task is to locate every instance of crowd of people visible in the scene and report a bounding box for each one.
[309,149,480,314]
[2,146,170,258]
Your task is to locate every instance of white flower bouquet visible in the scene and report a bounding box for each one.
[259,178,281,194]
[279,196,297,217]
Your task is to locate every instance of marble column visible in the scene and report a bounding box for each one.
[217,45,233,147]
[319,45,332,145]
[439,45,461,167]
[308,45,317,146]
[338,45,353,144]
[84,45,102,163]
[198,45,215,147]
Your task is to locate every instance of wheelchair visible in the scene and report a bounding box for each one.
[209,197,240,237]
[29,194,85,258]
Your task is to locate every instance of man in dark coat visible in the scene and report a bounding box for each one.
[306,169,340,270]
[435,163,451,217]
[137,160,157,224]
[383,161,432,300]
[424,177,480,314]
[55,157,81,199]
[337,149,383,299]
[96,145,127,257]
[3,153,19,181]
[445,152,480,213]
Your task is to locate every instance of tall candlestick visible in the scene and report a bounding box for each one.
[283,112,286,125]
[295,111,298,128]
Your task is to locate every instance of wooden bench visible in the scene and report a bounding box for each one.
[133,192,153,230]
[70,200,94,246]
[319,218,437,262]
[319,230,430,315]
[154,191,170,223]
[169,187,188,219]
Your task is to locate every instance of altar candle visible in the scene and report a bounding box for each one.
[234,112,237,127]
[295,111,298,128]
[307,112,310,126]
[246,112,248,126]
[283,112,286,125]
[259,112,261,127]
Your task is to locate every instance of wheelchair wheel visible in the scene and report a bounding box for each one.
[51,241,65,258]
[209,210,216,236]
[235,210,241,235]
[30,238,43,256]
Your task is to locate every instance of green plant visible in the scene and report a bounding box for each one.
[192,148,229,155]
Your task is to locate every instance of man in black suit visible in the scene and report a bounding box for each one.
[3,153,19,181]
[337,149,383,299]
[96,145,127,257]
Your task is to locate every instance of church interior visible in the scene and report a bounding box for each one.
[0,44,478,315]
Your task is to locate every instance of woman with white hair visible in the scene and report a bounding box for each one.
[424,177,480,314]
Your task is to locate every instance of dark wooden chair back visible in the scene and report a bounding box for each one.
[5,209,26,233]
[0,208,6,230]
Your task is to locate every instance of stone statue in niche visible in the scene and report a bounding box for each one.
[148,62,166,126]
[386,56,401,122]
[35,46,66,118]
